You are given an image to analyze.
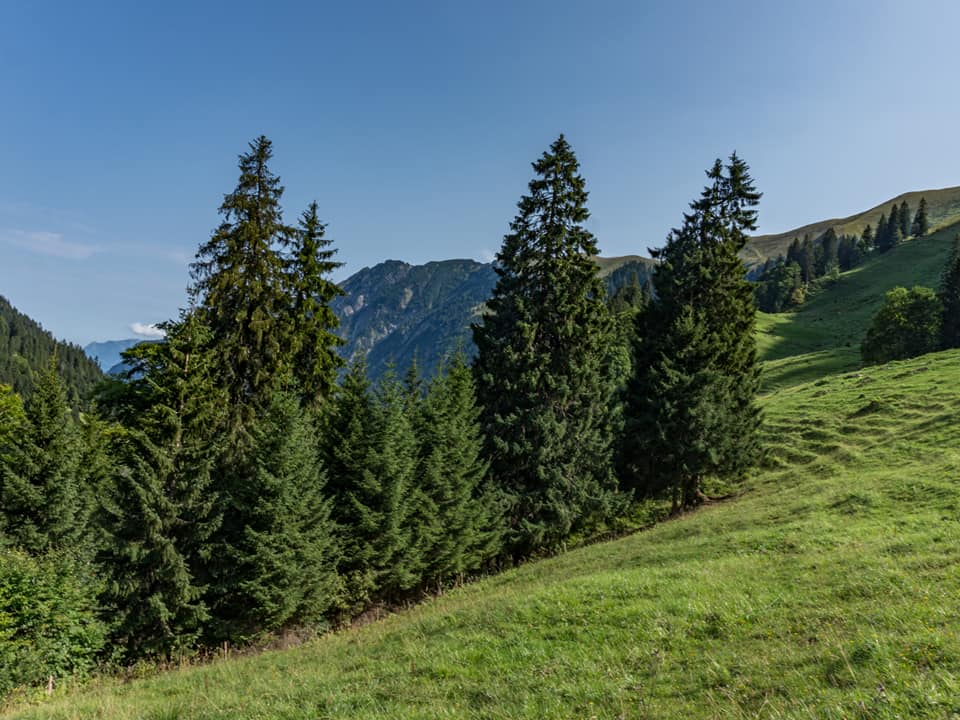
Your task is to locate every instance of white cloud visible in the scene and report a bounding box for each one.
[1,230,100,259]
[129,322,166,339]
[479,248,496,263]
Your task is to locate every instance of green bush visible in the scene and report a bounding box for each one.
[0,549,106,697]
[861,286,942,365]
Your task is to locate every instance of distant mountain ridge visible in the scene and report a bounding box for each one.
[331,255,655,378]
[84,339,144,372]
[741,185,960,267]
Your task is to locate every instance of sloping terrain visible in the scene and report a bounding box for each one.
[332,256,654,378]
[742,185,960,267]
[0,295,103,406]
[758,218,960,391]
[10,350,960,719]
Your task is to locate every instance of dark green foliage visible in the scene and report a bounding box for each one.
[287,202,345,407]
[189,136,295,431]
[861,223,875,250]
[0,295,103,408]
[323,361,422,608]
[623,154,762,509]
[0,358,88,555]
[755,258,804,312]
[837,234,864,271]
[861,286,942,365]
[96,315,225,659]
[939,234,960,349]
[876,205,904,252]
[898,201,911,238]
[206,389,339,642]
[0,549,106,697]
[472,135,622,556]
[417,353,502,586]
[912,197,930,238]
[814,228,839,277]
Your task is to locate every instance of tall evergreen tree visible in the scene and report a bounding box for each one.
[189,136,294,432]
[939,233,960,349]
[815,228,839,276]
[860,224,875,253]
[875,213,888,251]
[622,154,762,509]
[912,196,930,237]
[899,201,911,238]
[472,135,622,557]
[287,202,345,407]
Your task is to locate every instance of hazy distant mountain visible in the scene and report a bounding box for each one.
[84,339,145,372]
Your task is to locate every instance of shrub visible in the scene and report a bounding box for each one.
[861,286,942,365]
[0,549,106,697]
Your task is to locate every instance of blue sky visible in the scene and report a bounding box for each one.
[2,0,959,345]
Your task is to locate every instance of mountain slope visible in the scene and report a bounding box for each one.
[0,295,104,406]
[13,349,960,718]
[757,218,960,391]
[742,184,960,266]
[332,256,654,378]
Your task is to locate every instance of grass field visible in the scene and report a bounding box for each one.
[757,220,960,391]
[8,348,960,719]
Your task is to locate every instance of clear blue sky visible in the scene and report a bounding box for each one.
[2,0,959,345]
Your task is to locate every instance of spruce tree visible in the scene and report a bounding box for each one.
[97,313,226,659]
[622,154,762,509]
[189,135,294,431]
[323,361,422,607]
[287,202,345,407]
[899,201,911,238]
[206,389,339,641]
[939,233,960,349]
[418,353,502,587]
[472,135,621,557]
[0,357,86,554]
[875,213,888,251]
[815,228,839,276]
[860,224,874,252]
[912,197,930,237]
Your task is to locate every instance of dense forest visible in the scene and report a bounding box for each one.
[0,296,103,407]
[5,134,953,700]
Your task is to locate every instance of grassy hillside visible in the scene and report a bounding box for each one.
[758,219,960,391]
[9,349,960,718]
[743,185,960,266]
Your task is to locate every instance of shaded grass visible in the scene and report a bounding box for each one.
[8,350,960,718]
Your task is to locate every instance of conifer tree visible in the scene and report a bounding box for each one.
[861,224,875,252]
[912,197,930,237]
[622,154,762,509]
[899,201,911,238]
[815,228,839,276]
[323,361,422,607]
[0,357,86,554]
[97,313,226,658]
[875,213,888,251]
[206,389,339,641]
[287,202,345,407]
[472,135,622,557]
[939,233,960,349]
[418,353,502,586]
[189,136,294,431]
